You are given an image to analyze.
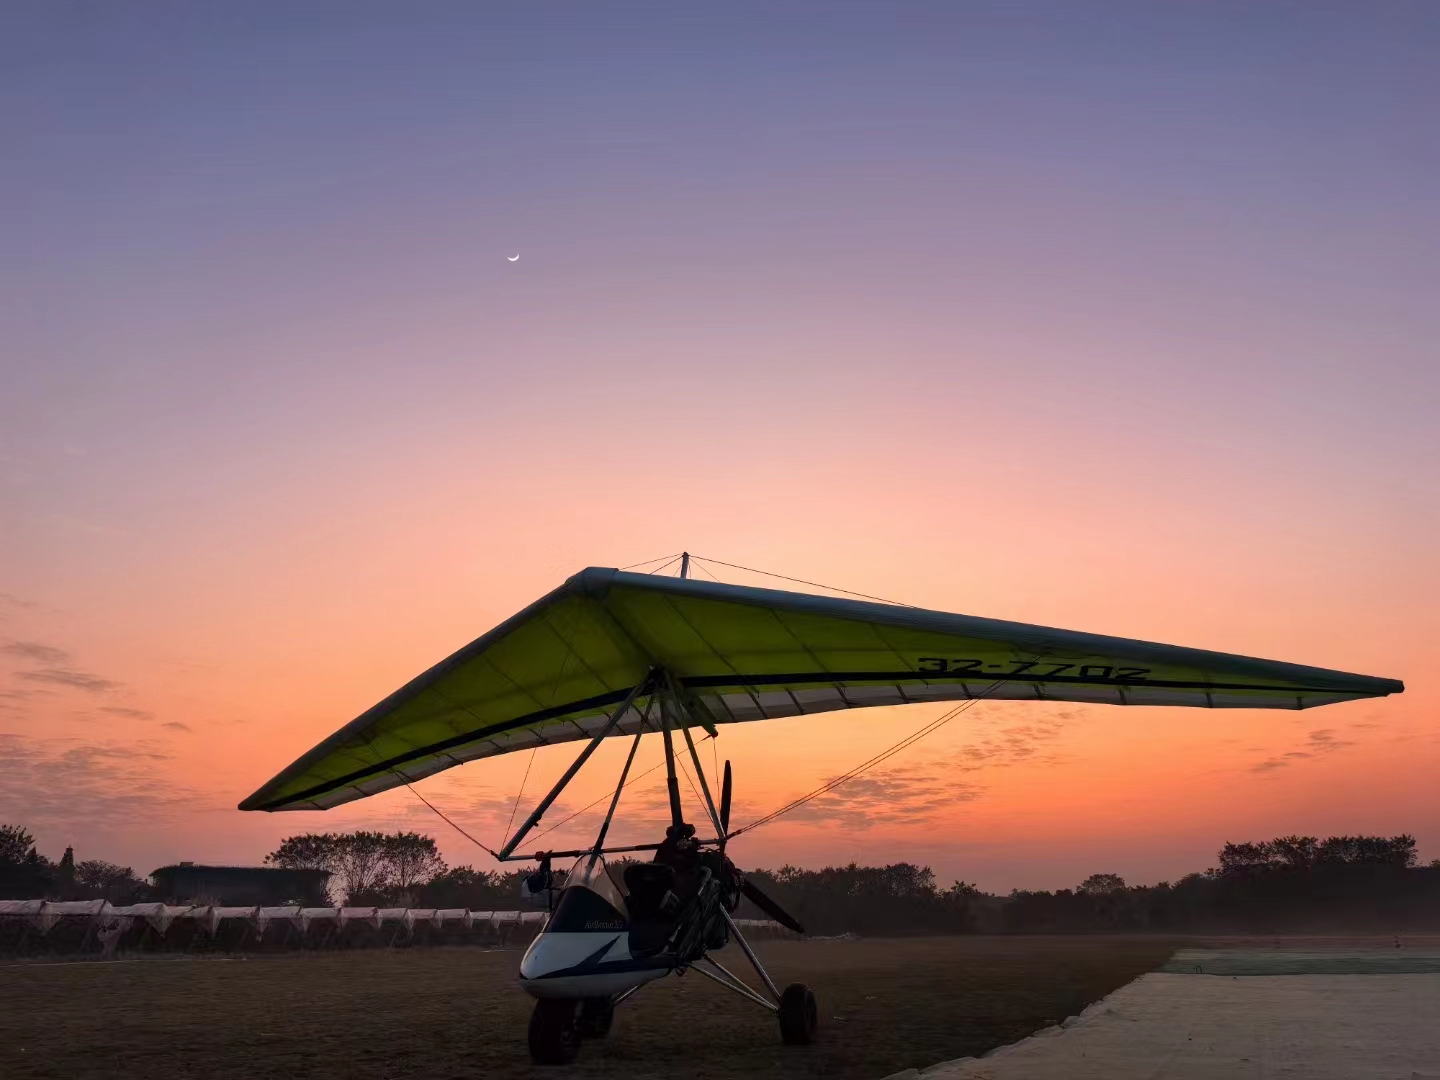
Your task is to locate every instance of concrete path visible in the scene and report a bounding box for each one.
[885,963,1440,1080]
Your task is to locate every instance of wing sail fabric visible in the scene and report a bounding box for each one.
[240,567,1403,811]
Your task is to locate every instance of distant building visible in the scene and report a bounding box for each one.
[150,863,331,906]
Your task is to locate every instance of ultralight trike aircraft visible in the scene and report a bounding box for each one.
[241,555,1402,1064]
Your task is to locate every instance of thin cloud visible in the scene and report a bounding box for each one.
[1306,728,1353,751]
[16,668,121,693]
[950,716,1070,773]
[1251,728,1358,773]
[781,766,984,831]
[2,641,70,664]
[101,706,155,721]
[0,594,38,620]
[0,734,201,828]
[161,721,193,732]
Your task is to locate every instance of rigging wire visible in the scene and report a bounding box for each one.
[647,555,684,576]
[361,720,504,860]
[690,559,726,584]
[675,752,706,817]
[400,778,501,860]
[730,682,1003,838]
[504,748,538,845]
[620,552,682,571]
[690,555,915,608]
[524,732,716,846]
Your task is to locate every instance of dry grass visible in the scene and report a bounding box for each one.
[0,936,1176,1079]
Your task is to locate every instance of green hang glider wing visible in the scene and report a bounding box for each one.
[239,567,1403,812]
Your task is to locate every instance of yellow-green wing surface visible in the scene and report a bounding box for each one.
[239,567,1403,811]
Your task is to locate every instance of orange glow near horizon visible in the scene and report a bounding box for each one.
[3,490,1433,892]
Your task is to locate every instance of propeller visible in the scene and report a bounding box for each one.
[720,760,732,837]
[739,877,805,935]
[716,758,804,933]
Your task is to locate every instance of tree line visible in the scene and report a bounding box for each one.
[0,825,148,903]
[6,822,1438,933]
[262,830,554,907]
[727,836,1440,935]
[262,835,1440,933]
[739,862,981,936]
[995,835,1439,935]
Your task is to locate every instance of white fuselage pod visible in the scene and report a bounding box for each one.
[520,927,670,998]
[519,855,671,1000]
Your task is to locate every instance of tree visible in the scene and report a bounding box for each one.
[335,831,393,903]
[266,830,449,904]
[0,824,53,899]
[57,846,75,881]
[75,860,145,903]
[0,824,37,865]
[382,832,447,899]
[1219,835,1419,876]
[420,866,517,908]
[265,833,341,872]
[1218,841,1273,875]
[267,832,348,902]
[1078,873,1126,895]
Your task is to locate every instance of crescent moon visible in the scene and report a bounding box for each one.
[507,254,519,262]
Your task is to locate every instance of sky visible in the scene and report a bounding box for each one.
[2,3,1437,893]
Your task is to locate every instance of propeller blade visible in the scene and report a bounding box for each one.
[740,877,805,935]
[720,760,733,834]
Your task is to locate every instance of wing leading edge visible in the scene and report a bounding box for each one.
[239,567,1403,812]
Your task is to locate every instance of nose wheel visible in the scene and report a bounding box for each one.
[778,983,818,1045]
[528,998,581,1065]
[528,995,618,1065]
[577,996,615,1038]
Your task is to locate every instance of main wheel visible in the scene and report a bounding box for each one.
[777,983,818,1045]
[576,997,614,1039]
[528,998,581,1065]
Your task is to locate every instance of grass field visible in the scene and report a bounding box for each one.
[0,936,1176,1079]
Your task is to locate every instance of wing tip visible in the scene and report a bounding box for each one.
[568,566,619,594]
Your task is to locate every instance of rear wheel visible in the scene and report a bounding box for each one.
[528,998,581,1064]
[778,983,818,1045]
[576,997,614,1038]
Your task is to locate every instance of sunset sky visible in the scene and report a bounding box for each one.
[3,4,1436,893]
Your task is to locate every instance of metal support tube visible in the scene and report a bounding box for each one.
[501,838,722,862]
[591,727,644,853]
[702,954,779,1009]
[690,958,779,1012]
[660,695,685,829]
[680,717,725,839]
[611,983,644,1008]
[722,909,781,1002]
[497,674,653,859]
